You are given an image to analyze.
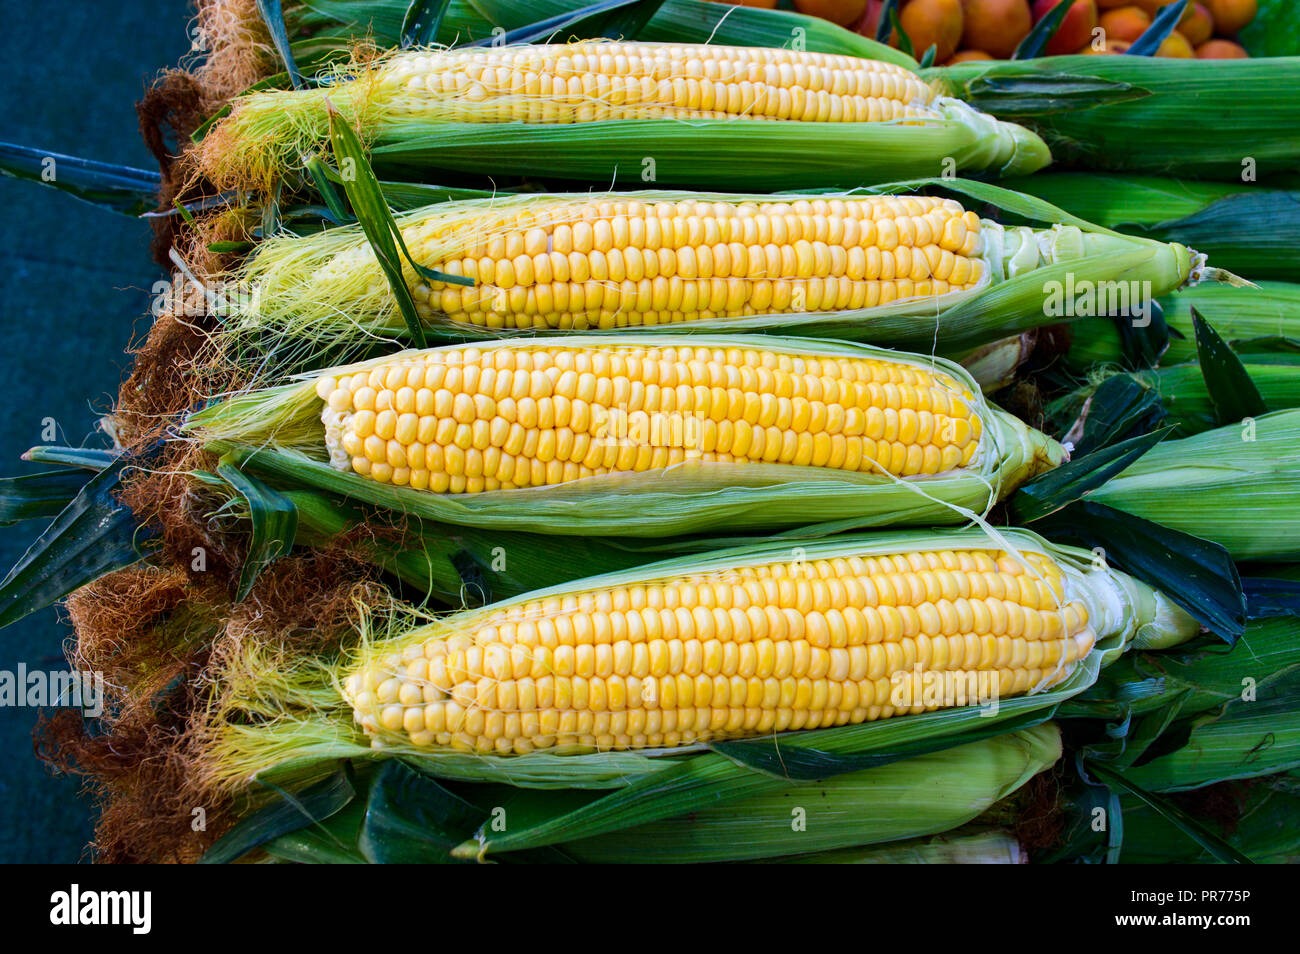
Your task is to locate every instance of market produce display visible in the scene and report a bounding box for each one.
[4,0,1300,867]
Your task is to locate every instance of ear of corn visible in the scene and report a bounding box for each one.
[1091,408,1300,562]
[197,40,1049,192]
[188,335,1065,537]
[198,527,1196,794]
[336,529,1194,758]
[234,185,1196,354]
[562,725,1059,863]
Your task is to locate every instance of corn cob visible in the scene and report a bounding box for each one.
[190,336,1064,535]
[197,41,1049,191]
[313,339,988,494]
[376,43,934,124]
[412,194,984,331]
[238,189,1197,348]
[339,531,1197,755]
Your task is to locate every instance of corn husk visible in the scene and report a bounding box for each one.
[929,57,1300,181]
[189,335,1065,538]
[561,726,1059,863]
[1090,408,1300,561]
[1076,617,1300,724]
[775,829,1027,864]
[231,182,1196,357]
[1067,281,1300,369]
[1001,173,1300,283]
[1120,774,1300,864]
[1121,685,1300,793]
[1145,362,1300,435]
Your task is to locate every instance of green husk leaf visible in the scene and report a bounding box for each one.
[325,107,429,347]
[217,457,300,602]
[1013,0,1072,60]
[1125,0,1188,57]
[200,764,356,864]
[1238,0,1300,57]
[0,452,159,630]
[401,0,452,48]
[358,760,483,863]
[1069,617,1300,721]
[363,106,1049,192]
[562,725,1060,863]
[301,155,353,225]
[775,830,1027,864]
[262,795,370,863]
[1067,281,1300,369]
[1005,174,1300,283]
[257,0,305,89]
[1013,429,1168,522]
[887,7,913,58]
[0,471,95,527]
[1120,773,1300,864]
[466,0,659,46]
[930,57,1300,179]
[1192,307,1269,425]
[708,706,1050,782]
[1087,760,1251,863]
[454,687,1076,857]
[22,446,117,471]
[1026,501,1244,642]
[1059,373,1168,456]
[943,71,1148,117]
[580,0,667,43]
[875,0,899,44]
[0,141,161,217]
[1242,578,1300,619]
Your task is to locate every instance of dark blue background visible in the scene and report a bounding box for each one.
[0,0,190,862]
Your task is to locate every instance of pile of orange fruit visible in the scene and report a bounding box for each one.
[717,0,1256,63]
